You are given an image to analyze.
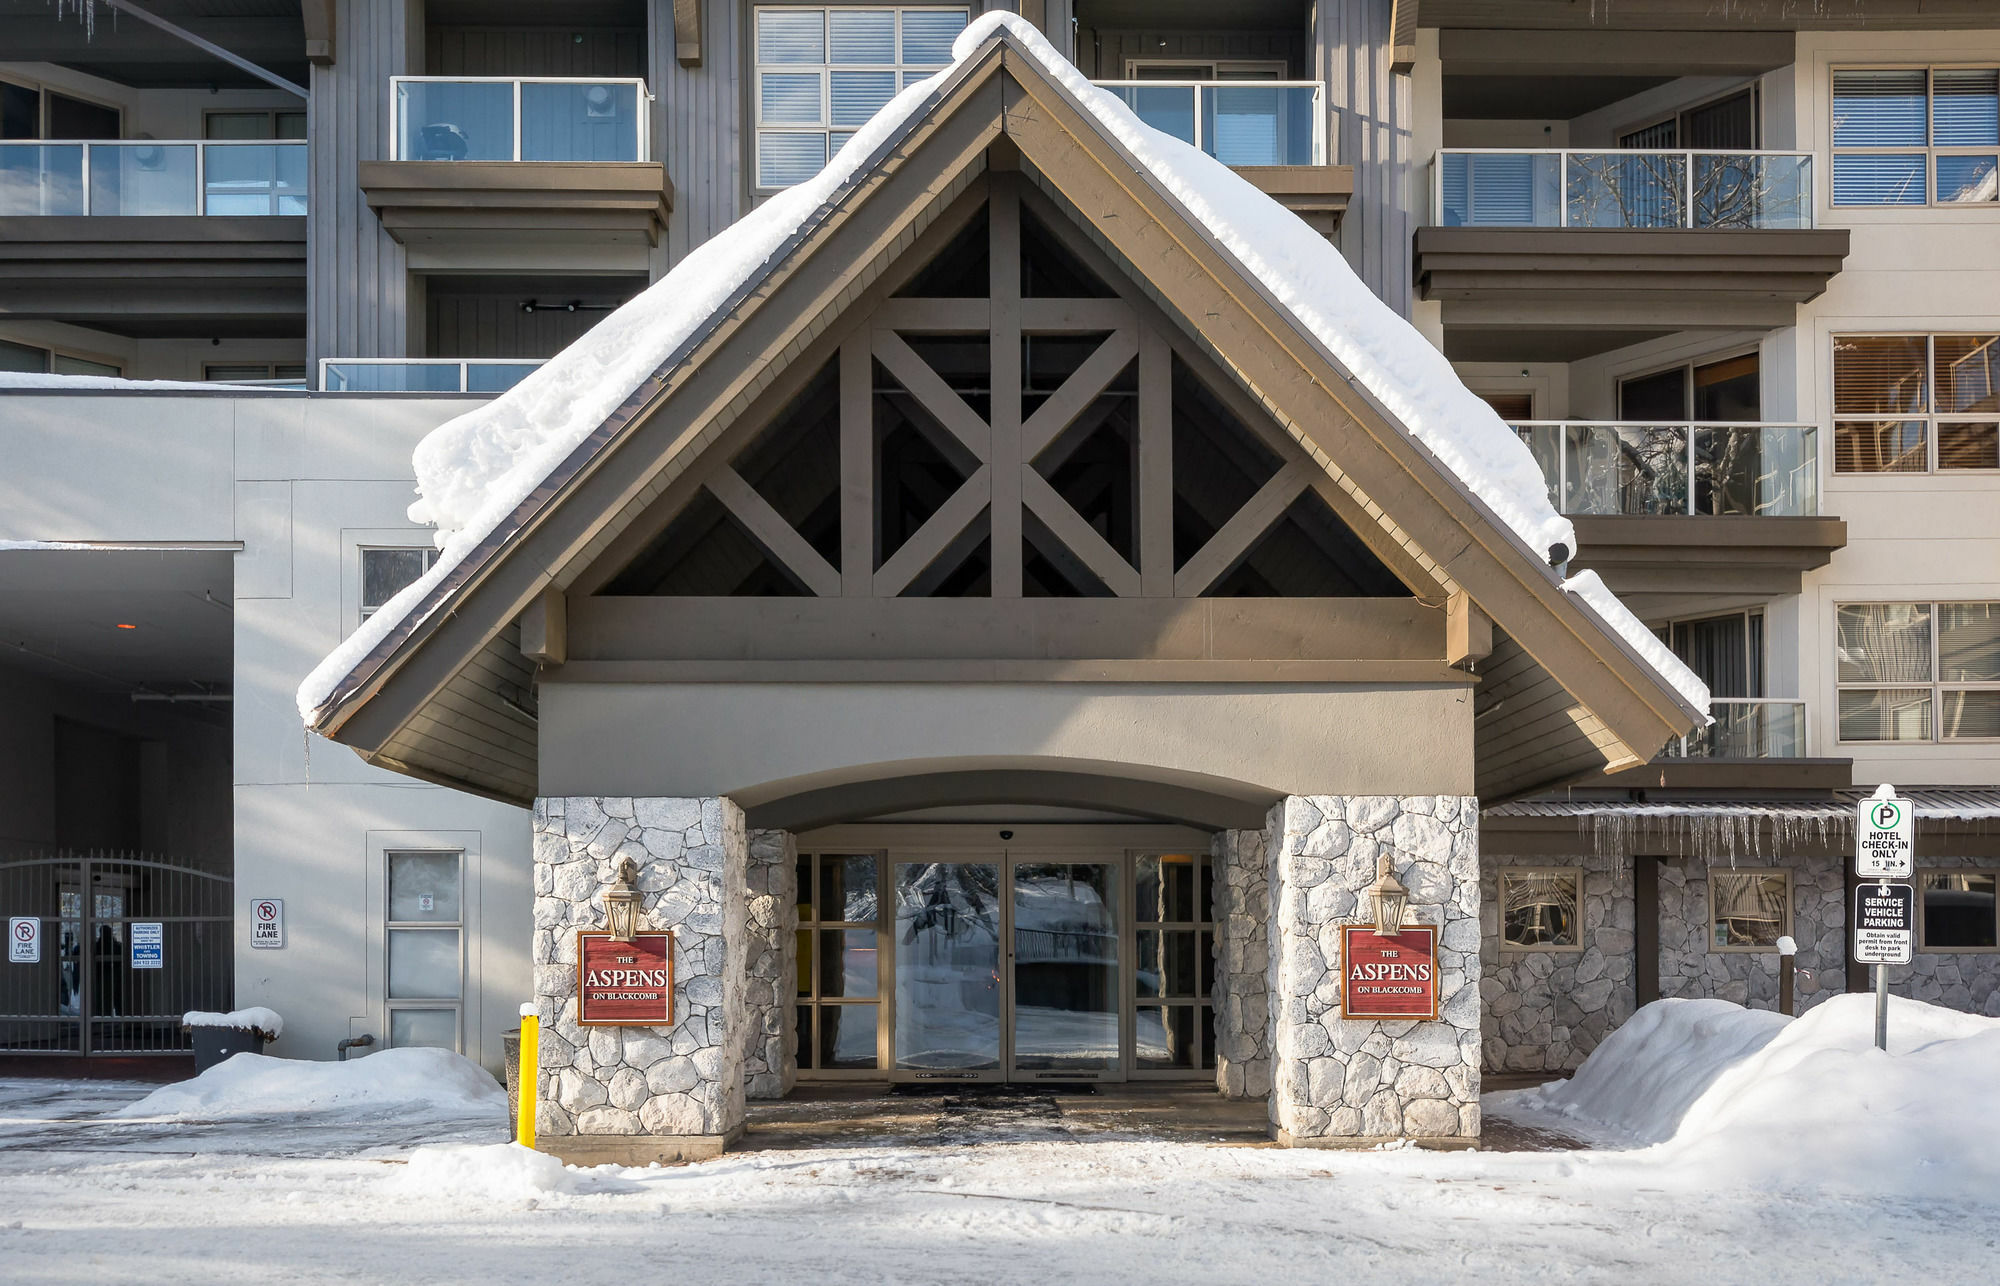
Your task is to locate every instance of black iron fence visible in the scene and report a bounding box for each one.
[1,851,232,1055]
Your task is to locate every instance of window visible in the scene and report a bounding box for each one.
[0,78,121,140]
[361,546,441,622]
[205,362,309,386]
[204,110,307,141]
[1133,852,1216,1072]
[1500,869,1582,950]
[1619,352,1762,423]
[795,851,883,1072]
[1834,334,2000,471]
[1620,86,1758,150]
[1836,602,2000,742]
[0,338,120,378]
[385,850,463,1051]
[752,5,968,190]
[1833,68,1999,206]
[1708,869,1790,950]
[1123,60,1288,81]
[1919,870,1998,950]
[1657,609,1765,699]
[1476,391,1535,421]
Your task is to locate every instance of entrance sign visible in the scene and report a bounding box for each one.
[250,899,285,949]
[130,921,164,970]
[577,931,674,1026]
[1856,789,1913,879]
[8,917,38,964]
[1339,924,1439,1020]
[1853,883,1915,966]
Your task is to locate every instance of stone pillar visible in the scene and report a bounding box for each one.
[1211,826,1271,1099]
[1266,795,1482,1148]
[531,796,748,1164]
[743,828,798,1100]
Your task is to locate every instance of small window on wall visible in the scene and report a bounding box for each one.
[1834,335,2000,472]
[1836,602,2000,742]
[752,6,969,191]
[1133,852,1216,1073]
[206,362,309,386]
[1833,68,1999,206]
[1708,869,1790,951]
[205,110,307,140]
[1919,871,1998,950]
[795,851,882,1072]
[1500,869,1583,951]
[385,850,464,1051]
[0,339,121,378]
[361,547,442,623]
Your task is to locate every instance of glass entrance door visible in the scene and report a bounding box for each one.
[1008,859,1121,1080]
[892,858,1004,1079]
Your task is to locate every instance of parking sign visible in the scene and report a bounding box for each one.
[8,917,38,964]
[251,898,285,949]
[1856,788,1913,879]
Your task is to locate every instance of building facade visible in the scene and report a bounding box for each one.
[1,1,1996,1139]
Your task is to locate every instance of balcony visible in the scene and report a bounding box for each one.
[360,77,672,268]
[1516,422,1846,600]
[0,141,306,338]
[1093,81,1350,235]
[1660,699,1806,760]
[319,358,545,394]
[1414,150,1848,359]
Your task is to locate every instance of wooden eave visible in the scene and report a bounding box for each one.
[359,161,675,248]
[305,30,1703,807]
[1568,514,1847,598]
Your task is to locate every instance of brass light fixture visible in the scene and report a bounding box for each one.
[1367,854,1410,935]
[603,857,644,941]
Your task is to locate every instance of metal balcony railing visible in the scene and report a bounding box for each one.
[1660,699,1808,759]
[1435,149,1814,229]
[319,358,544,393]
[0,141,306,216]
[389,77,652,163]
[1511,422,1819,517]
[1093,81,1326,167]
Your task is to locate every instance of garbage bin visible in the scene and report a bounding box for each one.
[191,1025,264,1072]
[502,1027,522,1142]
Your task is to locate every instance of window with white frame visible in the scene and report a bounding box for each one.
[360,546,441,623]
[1919,870,1998,950]
[1836,602,2000,742]
[1832,68,1999,206]
[1708,868,1790,951]
[384,849,463,1051]
[1833,334,2000,472]
[752,5,969,191]
[1500,868,1583,950]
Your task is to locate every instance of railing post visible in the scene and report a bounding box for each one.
[195,143,206,216]
[1684,150,1694,228]
[1559,151,1568,228]
[80,143,92,217]
[514,80,524,162]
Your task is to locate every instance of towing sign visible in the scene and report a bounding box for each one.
[1856,790,1913,879]
[1853,882,1915,965]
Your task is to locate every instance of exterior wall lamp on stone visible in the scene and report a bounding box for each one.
[602,857,643,941]
[1367,853,1410,934]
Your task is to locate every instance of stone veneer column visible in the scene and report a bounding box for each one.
[531,796,748,1164]
[743,828,798,1100]
[1211,827,1271,1099]
[1266,795,1482,1147]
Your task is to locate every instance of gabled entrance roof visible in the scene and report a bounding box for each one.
[298,15,1706,808]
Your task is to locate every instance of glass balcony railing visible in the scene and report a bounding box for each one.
[390,77,651,162]
[1093,81,1325,167]
[319,359,544,394]
[1511,423,1819,517]
[1434,150,1813,229]
[0,141,306,216]
[1660,699,1807,759]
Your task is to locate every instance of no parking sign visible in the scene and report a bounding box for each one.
[8,917,37,964]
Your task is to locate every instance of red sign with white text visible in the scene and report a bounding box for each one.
[577,932,674,1026]
[1340,924,1440,1020]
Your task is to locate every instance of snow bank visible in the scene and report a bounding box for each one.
[300,14,1697,726]
[183,1007,284,1039]
[393,1143,577,1201]
[0,371,297,393]
[1504,996,2000,1197]
[114,1048,506,1121]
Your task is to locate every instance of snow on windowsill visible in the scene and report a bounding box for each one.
[296,13,1688,727]
[0,372,301,393]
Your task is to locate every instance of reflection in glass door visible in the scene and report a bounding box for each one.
[892,859,1003,1077]
[1009,860,1120,1078]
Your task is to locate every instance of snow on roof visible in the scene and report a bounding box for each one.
[0,371,300,393]
[297,12,1703,725]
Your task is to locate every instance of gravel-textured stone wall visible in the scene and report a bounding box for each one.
[1658,856,1844,1013]
[532,796,747,1142]
[1479,853,1635,1073]
[1211,826,1271,1099]
[1267,795,1482,1144]
[744,828,798,1100]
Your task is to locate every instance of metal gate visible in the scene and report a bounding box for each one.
[0,852,233,1055]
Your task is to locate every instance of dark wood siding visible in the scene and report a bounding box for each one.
[426,26,647,78]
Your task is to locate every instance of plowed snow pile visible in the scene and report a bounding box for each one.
[1495,994,2000,1196]
[114,1048,506,1122]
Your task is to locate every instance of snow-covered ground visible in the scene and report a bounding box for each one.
[0,997,1993,1284]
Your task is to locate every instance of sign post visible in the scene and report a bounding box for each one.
[1854,784,1915,1053]
[8,917,38,964]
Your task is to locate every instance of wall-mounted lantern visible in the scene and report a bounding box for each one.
[603,857,644,942]
[1367,854,1410,935]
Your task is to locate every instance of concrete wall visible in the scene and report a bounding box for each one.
[537,681,1478,802]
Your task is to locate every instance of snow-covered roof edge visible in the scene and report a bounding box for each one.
[297,12,1706,730]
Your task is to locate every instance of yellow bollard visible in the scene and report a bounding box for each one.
[516,1001,538,1151]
